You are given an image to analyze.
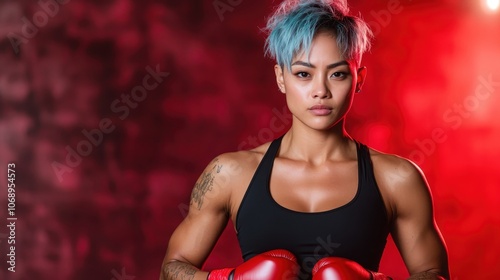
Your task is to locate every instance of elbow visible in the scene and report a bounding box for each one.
[160,259,178,280]
[408,269,449,280]
[160,259,202,280]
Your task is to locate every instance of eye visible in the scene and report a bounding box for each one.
[295,72,310,78]
[331,72,347,79]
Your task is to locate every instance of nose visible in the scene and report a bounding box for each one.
[312,75,330,99]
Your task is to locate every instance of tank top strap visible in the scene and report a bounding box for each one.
[356,141,374,186]
[355,141,389,225]
[261,135,283,168]
[235,135,283,231]
[253,135,283,185]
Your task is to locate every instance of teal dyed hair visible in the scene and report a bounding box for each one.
[265,0,372,70]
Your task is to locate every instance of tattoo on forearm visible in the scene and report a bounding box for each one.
[407,271,446,280]
[163,262,197,280]
[190,158,222,210]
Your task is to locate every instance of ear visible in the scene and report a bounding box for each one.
[274,64,286,94]
[355,66,367,93]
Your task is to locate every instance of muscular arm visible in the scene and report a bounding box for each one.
[407,271,447,280]
[162,261,198,280]
[160,157,233,280]
[375,156,449,280]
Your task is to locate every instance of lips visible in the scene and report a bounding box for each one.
[308,104,333,116]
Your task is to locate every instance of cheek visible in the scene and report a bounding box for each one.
[330,79,354,96]
[283,86,307,112]
[284,80,307,98]
[284,88,302,107]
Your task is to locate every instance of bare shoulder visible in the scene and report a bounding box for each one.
[368,147,427,192]
[199,141,273,196]
[367,147,434,219]
[211,141,272,178]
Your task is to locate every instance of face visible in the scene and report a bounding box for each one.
[274,32,367,131]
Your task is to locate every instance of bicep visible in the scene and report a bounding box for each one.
[163,157,232,268]
[164,207,229,268]
[389,161,449,278]
[392,211,448,277]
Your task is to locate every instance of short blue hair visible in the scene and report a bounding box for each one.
[265,0,372,70]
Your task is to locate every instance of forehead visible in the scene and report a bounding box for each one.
[293,32,345,64]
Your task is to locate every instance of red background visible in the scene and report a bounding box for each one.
[0,0,499,279]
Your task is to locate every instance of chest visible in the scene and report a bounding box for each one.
[269,159,359,213]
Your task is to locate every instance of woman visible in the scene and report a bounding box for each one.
[161,0,449,279]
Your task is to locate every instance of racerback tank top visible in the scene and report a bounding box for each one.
[235,136,390,279]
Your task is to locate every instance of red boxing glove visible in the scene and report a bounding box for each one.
[312,257,392,280]
[208,249,299,280]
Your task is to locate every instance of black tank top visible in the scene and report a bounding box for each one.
[235,136,389,279]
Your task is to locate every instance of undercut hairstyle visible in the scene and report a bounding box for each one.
[264,0,373,70]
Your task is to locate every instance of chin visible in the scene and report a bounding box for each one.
[293,113,344,131]
[306,121,339,131]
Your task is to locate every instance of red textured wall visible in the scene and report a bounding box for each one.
[0,0,499,279]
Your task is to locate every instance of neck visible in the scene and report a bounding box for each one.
[280,119,355,164]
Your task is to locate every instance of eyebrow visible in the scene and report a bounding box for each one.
[291,60,349,69]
